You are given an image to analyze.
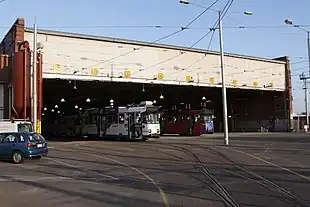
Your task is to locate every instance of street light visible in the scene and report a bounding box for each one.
[284,19,310,76]
[86,98,91,103]
[285,19,310,131]
[179,0,189,5]
[60,98,65,103]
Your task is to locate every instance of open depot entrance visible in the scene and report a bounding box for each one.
[42,79,286,138]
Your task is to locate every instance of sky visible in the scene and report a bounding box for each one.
[0,0,310,113]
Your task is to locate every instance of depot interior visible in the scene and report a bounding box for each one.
[42,79,287,137]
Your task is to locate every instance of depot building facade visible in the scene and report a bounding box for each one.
[0,18,293,133]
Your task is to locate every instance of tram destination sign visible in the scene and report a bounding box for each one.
[102,106,118,114]
[202,108,214,115]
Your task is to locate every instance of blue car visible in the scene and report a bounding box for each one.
[0,132,48,164]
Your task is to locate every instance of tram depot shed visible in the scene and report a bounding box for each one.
[0,19,293,134]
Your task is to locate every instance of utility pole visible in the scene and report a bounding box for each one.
[285,19,310,133]
[307,31,310,75]
[218,11,229,145]
[299,73,310,132]
[32,20,38,132]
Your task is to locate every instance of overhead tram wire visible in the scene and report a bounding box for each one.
[131,0,234,76]
[73,0,221,74]
[183,0,234,71]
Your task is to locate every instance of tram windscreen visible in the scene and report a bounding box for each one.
[142,113,159,124]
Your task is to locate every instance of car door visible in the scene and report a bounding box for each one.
[1,134,18,159]
[0,133,6,158]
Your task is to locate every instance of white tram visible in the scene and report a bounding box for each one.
[76,101,160,140]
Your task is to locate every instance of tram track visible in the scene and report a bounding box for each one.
[199,146,310,207]
[76,142,240,206]
[131,142,310,206]
[52,141,310,206]
[168,145,240,207]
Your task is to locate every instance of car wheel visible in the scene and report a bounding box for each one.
[12,151,24,164]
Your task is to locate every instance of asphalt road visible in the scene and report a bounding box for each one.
[0,133,309,207]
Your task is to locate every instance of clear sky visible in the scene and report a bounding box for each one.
[1,0,310,113]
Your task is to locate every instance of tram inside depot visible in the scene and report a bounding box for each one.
[42,79,225,139]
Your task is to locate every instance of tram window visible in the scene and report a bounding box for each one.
[119,114,125,124]
[167,117,176,123]
[107,115,117,124]
[91,115,97,124]
[84,115,90,125]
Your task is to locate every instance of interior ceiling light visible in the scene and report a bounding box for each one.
[86,98,91,103]
[160,94,164,100]
[44,107,47,111]
[51,109,55,112]
[57,111,60,114]
[60,98,65,103]
[75,105,78,109]
[55,105,58,108]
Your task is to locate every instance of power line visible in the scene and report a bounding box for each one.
[176,0,234,72]
[45,59,307,90]
[223,25,310,29]
[73,0,220,74]
[51,47,307,77]
[1,23,309,31]
[130,0,234,76]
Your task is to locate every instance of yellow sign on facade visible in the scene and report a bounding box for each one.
[124,71,131,78]
[158,73,164,80]
[253,81,258,87]
[53,64,61,73]
[209,77,215,84]
[91,67,99,76]
[232,80,237,87]
[185,76,191,81]
[269,81,274,88]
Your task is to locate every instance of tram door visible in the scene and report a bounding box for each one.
[126,112,142,139]
[97,116,107,138]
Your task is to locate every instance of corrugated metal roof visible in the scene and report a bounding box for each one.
[25,27,287,65]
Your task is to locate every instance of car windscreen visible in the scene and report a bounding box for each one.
[18,123,34,133]
[28,133,45,143]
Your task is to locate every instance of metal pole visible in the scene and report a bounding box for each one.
[304,79,309,131]
[33,21,38,132]
[307,31,310,76]
[218,11,229,145]
[306,31,310,130]
[297,113,300,132]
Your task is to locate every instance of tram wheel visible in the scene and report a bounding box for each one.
[142,137,149,141]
